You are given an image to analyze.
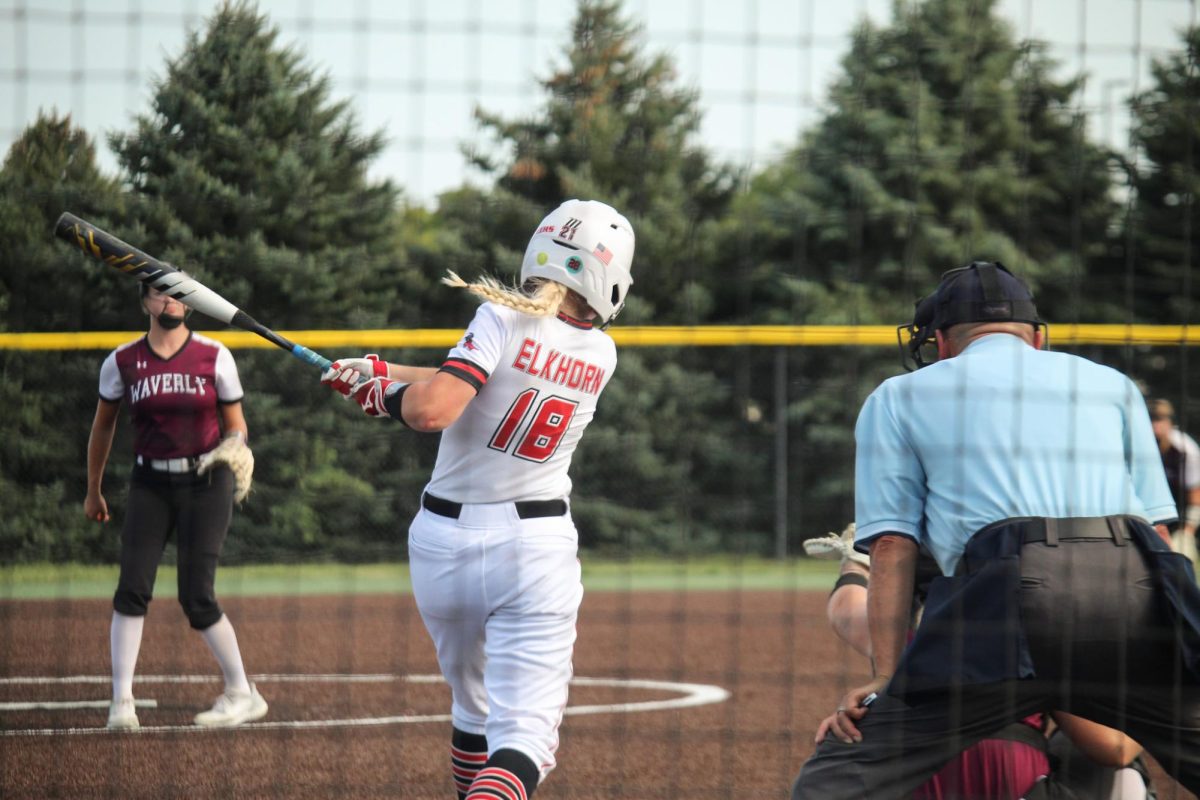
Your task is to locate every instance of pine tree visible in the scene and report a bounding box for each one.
[0,113,130,561]
[728,0,1115,326]
[109,0,400,328]
[719,0,1120,542]
[0,113,131,331]
[465,0,738,324]
[1128,26,1200,325]
[434,0,761,553]
[102,1,416,561]
[1121,26,1200,420]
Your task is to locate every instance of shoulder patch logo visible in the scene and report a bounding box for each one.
[462,332,478,351]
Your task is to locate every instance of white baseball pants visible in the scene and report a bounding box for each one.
[408,499,583,779]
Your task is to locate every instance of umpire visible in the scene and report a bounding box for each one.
[792,262,1200,798]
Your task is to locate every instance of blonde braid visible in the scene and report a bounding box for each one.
[442,271,568,317]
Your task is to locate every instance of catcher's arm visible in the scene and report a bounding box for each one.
[1185,486,1200,535]
[1050,711,1142,767]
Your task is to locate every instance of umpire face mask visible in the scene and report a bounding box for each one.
[897,261,1044,371]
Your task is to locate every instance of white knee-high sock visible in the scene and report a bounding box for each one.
[199,614,251,694]
[110,611,145,702]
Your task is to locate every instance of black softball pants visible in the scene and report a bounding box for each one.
[113,465,234,630]
[792,536,1200,799]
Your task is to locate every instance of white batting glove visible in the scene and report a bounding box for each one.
[321,354,389,397]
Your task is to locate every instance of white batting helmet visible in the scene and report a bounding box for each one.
[520,199,635,328]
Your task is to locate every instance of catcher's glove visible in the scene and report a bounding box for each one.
[802,522,870,567]
[197,431,254,503]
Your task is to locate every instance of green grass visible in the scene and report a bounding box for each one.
[0,557,841,600]
[581,556,838,590]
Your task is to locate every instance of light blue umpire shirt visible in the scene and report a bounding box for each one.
[854,333,1177,576]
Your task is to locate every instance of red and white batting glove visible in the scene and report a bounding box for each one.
[321,354,389,397]
[349,376,407,419]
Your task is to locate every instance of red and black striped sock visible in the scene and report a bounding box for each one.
[451,728,488,800]
[464,748,539,800]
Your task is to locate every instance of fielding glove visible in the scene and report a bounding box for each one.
[802,523,870,567]
[197,431,254,503]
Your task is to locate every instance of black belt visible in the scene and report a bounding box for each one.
[422,492,567,520]
[956,516,1135,577]
[1016,516,1130,547]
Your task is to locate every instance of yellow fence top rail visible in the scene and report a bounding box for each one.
[0,324,1196,350]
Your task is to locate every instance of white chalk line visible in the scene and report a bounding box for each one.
[0,699,158,711]
[0,674,397,685]
[0,673,729,737]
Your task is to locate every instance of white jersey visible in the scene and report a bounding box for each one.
[424,302,617,503]
[1167,428,1200,490]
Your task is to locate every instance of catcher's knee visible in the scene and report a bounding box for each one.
[113,589,151,617]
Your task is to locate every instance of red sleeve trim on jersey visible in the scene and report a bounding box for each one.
[439,357,489,392]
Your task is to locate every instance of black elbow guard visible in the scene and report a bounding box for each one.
[383,382,411,428]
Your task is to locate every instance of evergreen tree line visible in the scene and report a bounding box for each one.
[1,0,1197,564]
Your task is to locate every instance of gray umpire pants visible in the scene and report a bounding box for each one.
[792,536,1200,799]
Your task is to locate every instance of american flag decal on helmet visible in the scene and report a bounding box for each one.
[592,242,612,265]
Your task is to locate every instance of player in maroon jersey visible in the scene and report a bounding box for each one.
[85,285,267,730]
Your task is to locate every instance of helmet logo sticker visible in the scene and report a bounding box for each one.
[537,252,549,265]
[592,242,613,265]
[566,256,583,273]
[560,218,582,241]
[537,225,555,234]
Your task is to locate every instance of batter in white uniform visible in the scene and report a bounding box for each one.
[322,199,635,800]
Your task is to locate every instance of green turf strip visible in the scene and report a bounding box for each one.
[0,558,841,600]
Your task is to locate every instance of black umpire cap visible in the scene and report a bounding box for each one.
[898,261,1043,370]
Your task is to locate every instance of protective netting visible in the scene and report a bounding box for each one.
[1,1,1197,797]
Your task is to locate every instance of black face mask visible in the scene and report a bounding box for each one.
[896,261,1043,371]
[156,312,187,330]
[143,291,189,330]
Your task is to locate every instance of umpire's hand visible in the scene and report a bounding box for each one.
[817,676,889,745]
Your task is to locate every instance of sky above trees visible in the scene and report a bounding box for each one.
[1,0,1194,202]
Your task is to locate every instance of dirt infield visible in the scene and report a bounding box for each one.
[0,591,1194,799]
